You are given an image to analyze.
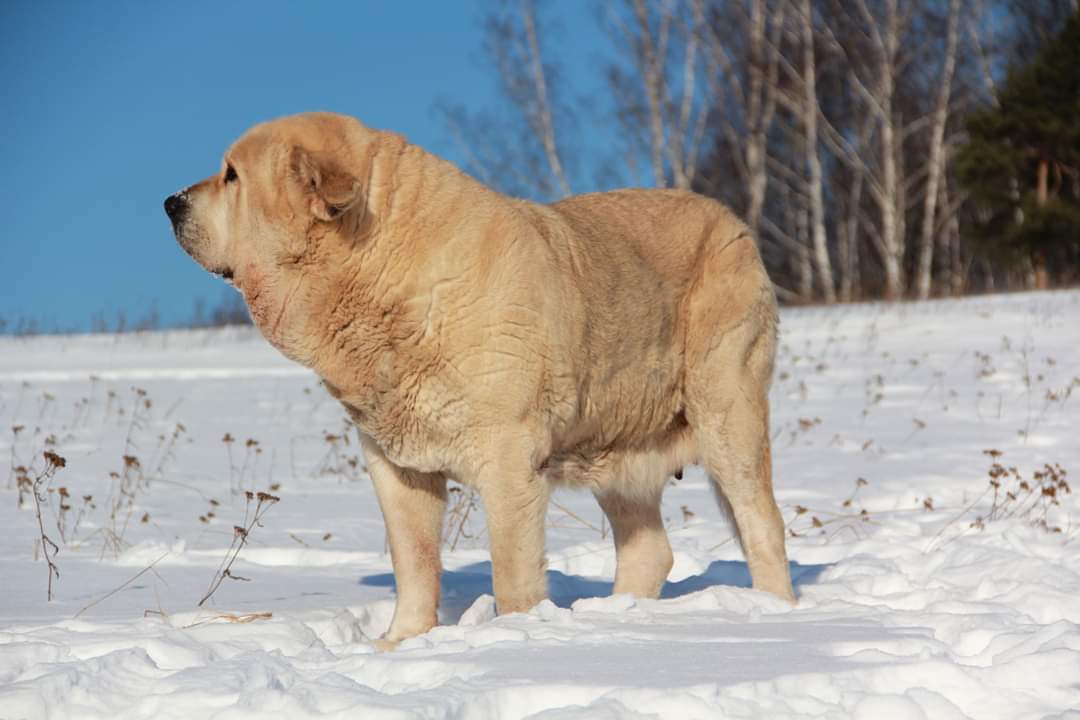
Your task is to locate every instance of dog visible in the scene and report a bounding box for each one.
[165,112,794,647]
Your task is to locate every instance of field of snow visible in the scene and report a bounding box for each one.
[1,290,1078,719]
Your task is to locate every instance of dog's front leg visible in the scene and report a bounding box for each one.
[476,437,551,615]
[362,435,447,648]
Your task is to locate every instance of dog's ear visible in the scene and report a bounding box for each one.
[288,147,361,222]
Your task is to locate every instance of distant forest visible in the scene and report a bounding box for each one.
[444,0,1080,302]
[0,291,251,336]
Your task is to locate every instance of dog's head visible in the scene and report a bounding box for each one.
[164,113,366,356]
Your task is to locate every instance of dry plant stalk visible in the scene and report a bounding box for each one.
[199,490,280,607]
[444,482,480,550]
[150,422,187,478]
[974,450,1070,532]
[222,432,236,490]
[96,387,157,557]
[783,477,874,543]
[928,449,1071,551]
[315,426,361,481]
[75,550,170,618]
[181,611,273,629]
[32,451,67,601]
[548,498,604,535]
[8,424,25,489]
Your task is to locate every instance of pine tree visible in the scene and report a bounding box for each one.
[957,11,1080,287]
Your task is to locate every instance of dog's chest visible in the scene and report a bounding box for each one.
[331,368,465,474]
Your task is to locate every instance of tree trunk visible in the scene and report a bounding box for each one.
[913,0,960,300]
[838,221,854,302]
[839,118,871,302]
[522,1,572,197]
[746,141,768,236]
[632,0,670,188]
[949,211,964,296]
[743,0,785,237]
[796,203,813,299]
[1037,156,1049,206]
[801,0,836,302]
[880,122,903,299]
[1033,157,1050,289]
[879,0,904,301]
[935,167,954,295]
[745,0,768,234]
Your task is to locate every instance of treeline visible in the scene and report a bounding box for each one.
[442,0,1079,302]
[1,291,251,337]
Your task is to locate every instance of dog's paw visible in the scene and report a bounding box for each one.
[371,635,401,652]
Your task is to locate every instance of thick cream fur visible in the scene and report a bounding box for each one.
[169,112,795,646]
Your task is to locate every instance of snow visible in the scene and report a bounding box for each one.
[1,290,1079,719]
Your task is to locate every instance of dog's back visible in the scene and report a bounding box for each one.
[530,189,769,453]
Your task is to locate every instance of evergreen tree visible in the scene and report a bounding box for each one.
[958,11,1080,287]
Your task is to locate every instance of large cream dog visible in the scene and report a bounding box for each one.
[165,112,794,647]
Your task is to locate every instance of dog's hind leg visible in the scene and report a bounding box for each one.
[697,411,793,601]
[594,486,673,598]
[684,232,794,602]
[686,316,794,602]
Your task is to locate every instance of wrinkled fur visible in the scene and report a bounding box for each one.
[168,112,794,647]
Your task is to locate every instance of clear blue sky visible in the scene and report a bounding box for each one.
[0,1,602,333]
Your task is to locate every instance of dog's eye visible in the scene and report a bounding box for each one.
[224,165,238,184]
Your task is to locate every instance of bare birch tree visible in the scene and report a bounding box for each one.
[819,0,911,300]
[693,1,789,233]
[521,2,572,196]
[742,0,786,235]
[440,0,574,200]
[605,0,712,190]
[798,0,835,301]
[865,0,905,300]
[913,0,962,300]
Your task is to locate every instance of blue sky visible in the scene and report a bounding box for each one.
[0,1,603,333]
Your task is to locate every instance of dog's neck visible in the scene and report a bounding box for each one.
[289,132,501,414]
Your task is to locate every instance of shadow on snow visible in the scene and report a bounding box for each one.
[359,559,829,625]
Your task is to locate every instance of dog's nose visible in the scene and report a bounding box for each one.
[164,193,188,222]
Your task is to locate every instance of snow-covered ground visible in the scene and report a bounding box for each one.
[1,291,1078,719]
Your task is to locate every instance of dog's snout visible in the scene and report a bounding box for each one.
[164,193,188,223]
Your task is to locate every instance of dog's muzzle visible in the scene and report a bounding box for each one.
[163,192,189,229]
